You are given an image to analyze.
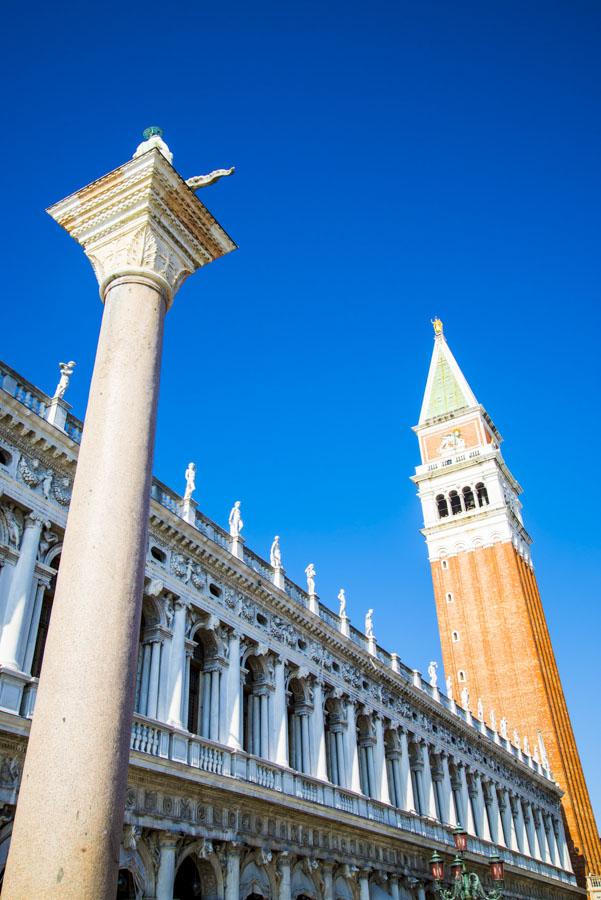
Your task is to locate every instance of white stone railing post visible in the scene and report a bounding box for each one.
[2,136,235,900]
[0,513,44,671]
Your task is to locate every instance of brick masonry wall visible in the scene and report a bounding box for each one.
[431,541,601,885]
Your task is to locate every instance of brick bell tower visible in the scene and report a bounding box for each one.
[412,318,601,895]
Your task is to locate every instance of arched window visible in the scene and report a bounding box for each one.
[452,630,460,643]
[462,486,476,511]
[174,857,202,899]
[116,869,137,899]
[449,491,462,515]
[476,482,489,507]
[446,591,453,603]
[0,448,11,466]
[441,559,448,570]
[436,495,449,518]
[458,670,466,682]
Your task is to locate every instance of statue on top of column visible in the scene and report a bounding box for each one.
[53,360,76,401]
[500,717,508,740]
[490,709,497,732]
[270,535,282,569]
[365,608,375,640]
[338,588,347,618]
[305,563,316,595]
[460,687,470,711]
[229,501,243,537]
[477,697,484,721]
[427,661,438,688]
[183,462,196,501]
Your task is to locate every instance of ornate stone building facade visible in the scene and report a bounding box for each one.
[0,359,581,898]
[413,320,601,899]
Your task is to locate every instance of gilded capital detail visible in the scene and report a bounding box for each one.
[46,148,236,307]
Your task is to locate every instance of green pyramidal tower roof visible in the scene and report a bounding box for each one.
[418,321,479,425]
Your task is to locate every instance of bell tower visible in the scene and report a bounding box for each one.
[412,319,601,895]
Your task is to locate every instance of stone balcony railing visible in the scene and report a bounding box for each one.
[128,714,576,888]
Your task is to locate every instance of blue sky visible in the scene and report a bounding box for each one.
[2,1,600,819]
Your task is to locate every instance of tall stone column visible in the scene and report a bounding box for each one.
[2,136,235,900]
[225,843,242,900]
[167,598,188,728]
[398,728,416,812]
[226,631,242,750]
[273,655,288,765]
[358,869,371,900]
[155,832,180,900]
[0,513,44,670]
[311,677,328,780]
[278,851,292,900]
[146,638,162,719]
[322,862,335,900]
[345,698,361,792]
[373,715,390,803]
[420,740,437,818]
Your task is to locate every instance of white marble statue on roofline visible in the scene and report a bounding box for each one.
[500,717,508,740]
[460,687,470,712]
[428,661,438,688]
[338,588,347,618]
[365,609,375,640]
[53,361,76,401]
[477,697,484,721]
[270,535,282,569]
[183,462,196,502]
[228,501,243,537]
[305,563,316,595]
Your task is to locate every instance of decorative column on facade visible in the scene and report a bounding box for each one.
[155,832,180,900]
[500,788,519,851]
[278,851,292,900]
[523,802,538,858]
[322,862,335,900]
[273,655,288,765]
[510,793,527,854]
[534,808,551,862]
[373,715,390,803]
[224,843,242,900]
[484,780,503,845]
[389,876,400,900]
[419,740,437,819]
[398,727,416,812]
[166,598,188,728]
[345,698,361,792]
[145,634,162,720]
[311,677,328,780]
[225,628,242,750]
[22,572,52,676]
[458,763,476,834]
[0,512,44,670]
[439,752,456,826]
[358,869,371,900]
[2,135,237,899]
[472,771,492,841]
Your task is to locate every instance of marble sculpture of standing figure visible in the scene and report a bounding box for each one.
[229,501,243,537]
[365,608,374,639]
[305,563,316,595]
[270,535,282,569]
[184,462,196,501]
[53,360,76,400]
[428,660,438,688]
[338,589,347,618]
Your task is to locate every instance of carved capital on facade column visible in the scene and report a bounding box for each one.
[47,146,236,308]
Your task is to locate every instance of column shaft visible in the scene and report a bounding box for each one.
[146,640,161,719]
[156,836,178,900]
[345,700,361,792]
[167,600,187,728]
[0,515,43,670]
[225,845,241,900]
[3,279,167,899]
[210,668,220,740]
[311,680,327,780]
[273,657,288,765]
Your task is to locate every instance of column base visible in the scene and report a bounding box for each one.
[180,497,198,526]
[307,592,319,615]
[229,535,245,561]
[273,567,286,590]
[340,614,350,637]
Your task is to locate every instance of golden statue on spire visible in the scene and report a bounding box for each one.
[431,316,443,336]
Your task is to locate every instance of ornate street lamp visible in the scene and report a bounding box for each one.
[430,826,504,899]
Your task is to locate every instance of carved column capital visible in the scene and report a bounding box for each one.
[47,149,236,309]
